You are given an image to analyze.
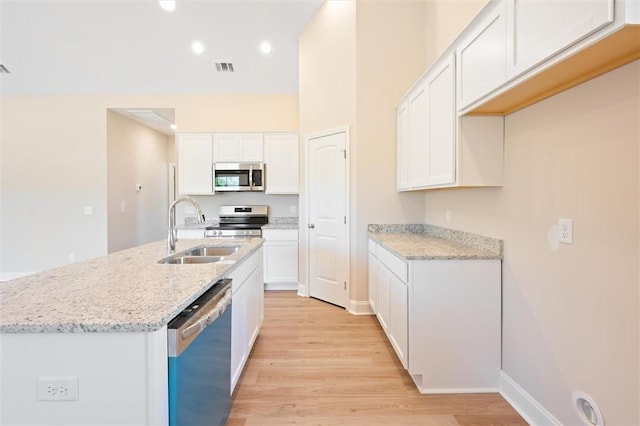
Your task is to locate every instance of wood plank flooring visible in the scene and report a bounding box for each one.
[228,291,527,426]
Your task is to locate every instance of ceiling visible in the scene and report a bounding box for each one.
[0,0,324,96]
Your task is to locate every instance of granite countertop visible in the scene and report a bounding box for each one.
[0,238,263,334]
[368,224,502,260]
[262,223,299,230]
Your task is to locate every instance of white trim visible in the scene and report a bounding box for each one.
[297,283,308,298]
[499,371,561,426]
[348,299,374,315]
[304,126,351,307]
[1,272,36,282]
[264,282,298,291]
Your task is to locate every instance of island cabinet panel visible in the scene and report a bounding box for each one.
[0,328,168,425]
[408,259,501,393]
[368,238,501,393]
[227,248,264,394]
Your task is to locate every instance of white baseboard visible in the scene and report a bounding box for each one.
[1,272,35,282]
[348,299,374,315]
[297,283,308,297]
[264,282,298,291]
[499,371,561,426]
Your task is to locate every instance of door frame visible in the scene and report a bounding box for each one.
[302,126,351,305]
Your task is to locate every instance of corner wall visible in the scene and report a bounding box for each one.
[298,0,427,305]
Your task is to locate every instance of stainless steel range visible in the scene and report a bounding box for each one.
[205,205,268,238]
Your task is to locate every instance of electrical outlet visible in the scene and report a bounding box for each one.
[290,205,297,215]
[558,218,573,244]
[38,377,79,401]
[445,209,452,223]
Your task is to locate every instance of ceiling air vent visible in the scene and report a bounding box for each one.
[0,64,10,73]
[215,62,234,72]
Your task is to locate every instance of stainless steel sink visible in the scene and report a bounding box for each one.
[159,255,224,265]
[183,246,239,257]
[158,245,239,265]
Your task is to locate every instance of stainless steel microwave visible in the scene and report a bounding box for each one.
[214,163,265,192]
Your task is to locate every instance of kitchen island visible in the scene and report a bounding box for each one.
[0,238,264,425]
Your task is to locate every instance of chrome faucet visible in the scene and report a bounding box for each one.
[168,196,205,253]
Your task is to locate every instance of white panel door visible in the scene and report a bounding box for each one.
[368,252,378,314]
[308,132,347,308]
[388,275,408,368]
[426,55,456,186]
[408,82,429,189]
[507,0,614,76]
[177,133,213,195]
[396,100,410,191]
[241,134,264,162]
[457,3,507,110]
[264,134,299,194]
[213,134,242,162]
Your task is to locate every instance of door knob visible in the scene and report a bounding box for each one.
[308,223,315,229]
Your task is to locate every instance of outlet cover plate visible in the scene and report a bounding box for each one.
[38,376,79,401]
[559,218,573,244]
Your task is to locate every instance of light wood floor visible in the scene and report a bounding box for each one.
[228,291,527,426]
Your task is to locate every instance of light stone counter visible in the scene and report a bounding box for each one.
[0,238,263,333]
[368,224,502,260]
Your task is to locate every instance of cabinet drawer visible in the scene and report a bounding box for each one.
[262,229,298,241]
[377,246,408,283]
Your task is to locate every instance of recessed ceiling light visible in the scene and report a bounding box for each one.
[170,124,177,130]
[259,41,272,55]
[159,1,175,12]
[191,41,204,55]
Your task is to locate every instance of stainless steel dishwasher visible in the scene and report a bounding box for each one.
[168,278,232,426]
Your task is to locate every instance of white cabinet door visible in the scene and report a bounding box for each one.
[367,252,378,314]
[264,134,299,194]
[407,81,429,189]
[389,274,408,368]
[376,261,391,332]
[263,241,298,283]
[457,2,507,110]
[213,133,264,162]
[506,0,614,76]
[426,55,456,186]
[396,101,410,191]
[177,133,213,195]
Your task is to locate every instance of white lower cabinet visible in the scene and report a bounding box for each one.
[228,248,263,394]
[262,228,299,290]
[368,239,501,393]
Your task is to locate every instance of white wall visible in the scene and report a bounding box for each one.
[423,61,639,425]
[298,0,427,303]
[1,93,299,277]
[106,110,171,253]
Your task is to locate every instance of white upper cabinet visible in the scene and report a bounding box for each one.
[456,2,507,111]
[213,133,264,162]
[506,0,614,76]
[397,54,496,191]
[264,133,299,194]
[177,133,214,195]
